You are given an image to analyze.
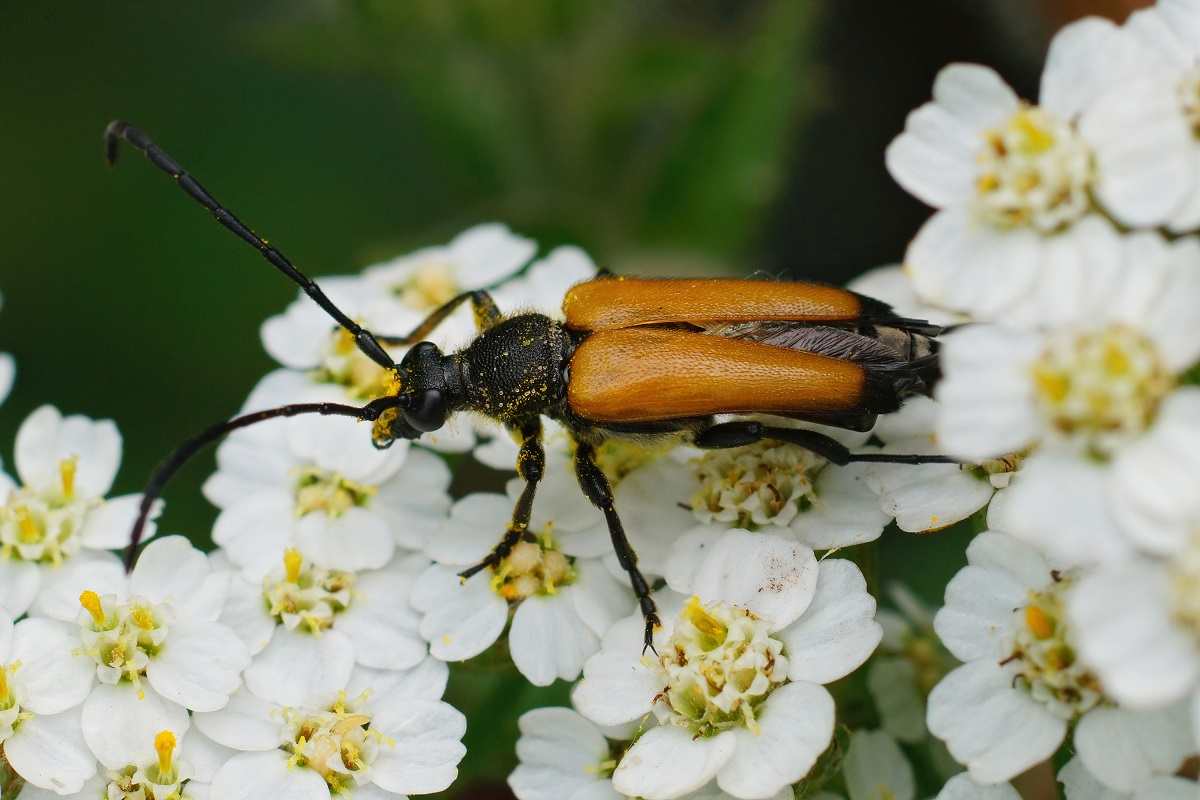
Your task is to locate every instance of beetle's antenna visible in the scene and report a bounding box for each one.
[103,120,394,370]
[124,396,403,571]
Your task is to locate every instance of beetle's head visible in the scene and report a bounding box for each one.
[371,341,449,448]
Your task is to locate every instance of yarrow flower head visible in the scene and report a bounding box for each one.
[0,405,158,617]
[414,456,634,686]
[575,530,881,800]
[196,658,464,800]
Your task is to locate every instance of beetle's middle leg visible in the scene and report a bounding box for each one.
[459,417,545,580]
[693,420,957,465]
[574,440,660,654]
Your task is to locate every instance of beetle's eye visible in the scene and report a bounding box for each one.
[402,389,446,433]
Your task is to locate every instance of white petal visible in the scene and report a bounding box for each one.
[211,493,295,581]
[5,709,97,794]
[510,592,598,686]
[211,750,329,800]
[691,530,818,630]
[613,726,736,800]
[1003,452,1135,567]
[369,699,467,795]
[414,565,508,662]
[147,620,250,712]
[574,647,661,728]
[31,551,125,621]
[347,657,450,703]
[130,535,213,604]
[1041,17,1158,117]
[935,772,1021,800]
[1084,77,1194,228]
[12,618,94,715]
[789,463,891,550]
[294,506,394,572]
[243,627,354,707]
[843,729,915,800]
[192,688,280,751]
[335,560,426,671]
[425,493,514,566]
[932,64,1021,129]
[77,493,156,550]
[906,210,1044,321]
[934,532,1045,662]
[1068,563,1199,709]
[81,682,190,770]
[1075,704,1194,792]
[0,558,40,618]
[780,559,882,684]
[927,659,1065,784]
[16,406,121,498]
[716,682,836,799]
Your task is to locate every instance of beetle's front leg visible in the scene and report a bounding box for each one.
[459,417,545,580]
[573,440,660,654]
[377,289,503,346]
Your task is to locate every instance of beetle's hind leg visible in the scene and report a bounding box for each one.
[693,420,956,465]
[458,417,545,580]
[574,441,660,654]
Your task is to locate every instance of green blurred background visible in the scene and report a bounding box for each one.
[0,1,1138,796]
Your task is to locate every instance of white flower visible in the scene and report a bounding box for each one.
[1058,754,1199,800]
[196,658,464,800]
[927,530,1137,784]
[221,548,429,707]
[575,531,882,800]
[205,385,451,579]
[415,467,634,685]
[1068,546,1200,712]
[508,706,793,800]
[618,421,890,570]
[0,611,97,794]
[885,19,1191,319]
[933,227,1200,564]
[361,222,536,346]
[0,406,158,617]
[864,396,1009,533]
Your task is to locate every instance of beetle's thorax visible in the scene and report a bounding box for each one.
[452,313,574,422]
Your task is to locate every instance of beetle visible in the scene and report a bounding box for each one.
[106,121,951,651]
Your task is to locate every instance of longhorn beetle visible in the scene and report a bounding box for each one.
[106,120,953,652]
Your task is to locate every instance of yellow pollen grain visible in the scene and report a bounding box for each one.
[1033,369,1069,403]
[80,590,107,626]
[59,455,79,500]
[154,730,176,773]
[1025,606,1055,640]
[284,548,304,584]
[977,173,998,192]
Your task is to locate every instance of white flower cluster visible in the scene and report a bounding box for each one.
[874,0,1200,794]
[8,4,1200,796]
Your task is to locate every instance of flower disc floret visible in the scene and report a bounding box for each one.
[280,690,390,793]
[973,106,1092,233]
[308,327,393,402]
[0,457,96,565]
[1030,325,1172,457]
[689,442,824,529]
[293,467,377,517]
[490,535,575,601]
[262,549,354,634]
[1006,575,1101,718]
[651,597,789,738]
[76,589,172,694]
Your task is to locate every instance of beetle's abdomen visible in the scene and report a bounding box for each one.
[567,328,868,423]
